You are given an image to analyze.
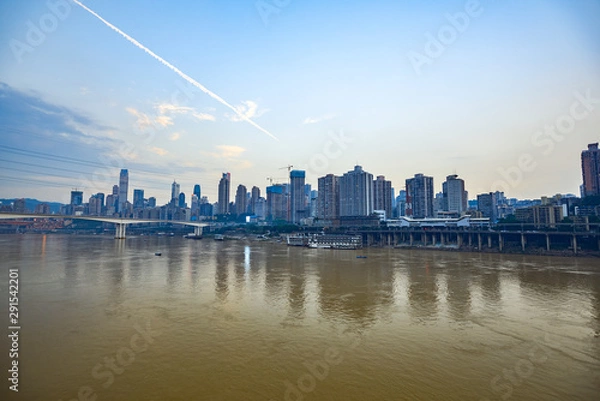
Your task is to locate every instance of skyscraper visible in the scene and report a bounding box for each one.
[218,173,231,215]
[266,184,287,221]
[339,165,373,217]
[178,192,186,208]
[193,184,201,200]
[373,175,393,219]
[171,181,180,204]
[477,192,498,222]
[290,170,306,224]
[442,174,467,215]
[133,189,144,209]
[317,174,340,220]
[250,186,261,214]
[235,184,247,216]
[118,169,129,213]
[70,190,83,205]
[581,143,600,197]
[405,173,434,218]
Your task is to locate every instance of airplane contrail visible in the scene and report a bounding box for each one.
[72,0,278,141]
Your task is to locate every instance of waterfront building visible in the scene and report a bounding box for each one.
[290,170,306,224]
[582,143,600,197]
[477,192,498,222]
[266,184,287,221]
[218,173,231,215]
[235,184,248,216]
[250,186,261,214]
[171,181,180,205]
[133,189,144,209]
[317,174,340,220]
[405,173,434,218]
[339,165,373,217]
[373,175,393,219]
[442,174,468,215]
[178,192,186,208]
[118,169,129,214]
[193,184,201,200]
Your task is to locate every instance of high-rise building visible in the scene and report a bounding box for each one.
[171,181,180,204]
[290,170,306,224]
[339,165,374,217]
[235,184,247,216]
[266,184,287,221]
[250,186,261,214]
[477,192,498,222]
[373,175,393,219]
[581,143,600,197]
[442,174,467,215]
[405,173,434,218]
[395,190,407,217]
[317,174,340,220]
[218,173,231,215]
[133,189,144,209]
[118,169,129,213]
[89,193,104,215]
[178,192,186,208]
[70,190,83,205]
[148,197,156,208]
[193,184,201,200]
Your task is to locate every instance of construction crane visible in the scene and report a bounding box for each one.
[279,165,294,173]
[266,177,286,185]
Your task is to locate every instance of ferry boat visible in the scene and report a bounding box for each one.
[306,234,362,250]
[214,234,224,241]
[286,234,308,247]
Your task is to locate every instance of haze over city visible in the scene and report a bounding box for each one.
[1,0,599,204]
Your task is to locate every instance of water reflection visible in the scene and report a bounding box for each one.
[406,257,439,322]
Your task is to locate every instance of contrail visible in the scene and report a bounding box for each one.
[72,0,278,141]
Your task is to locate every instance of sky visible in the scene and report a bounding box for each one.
[0,0,599,205]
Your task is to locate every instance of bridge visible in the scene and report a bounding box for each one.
[0,213,209,239]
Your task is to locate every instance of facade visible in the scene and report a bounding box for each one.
[405,174,434,218]
[581,143,600,197]
[171,181,180,205]
[373,175,393,219]
[70,190,83,206]
[339,165,374,217]
[477,192,498,222]
[266,184,287,221]
[178,192,186,208]
[235,184,247,216]
[218,173,231,215]
[133,189,144,209]
[193,184,201,200]
[118,169,129,213]
[290,170,306,224]
[317,174,340,220]
[250,186,261,215]
[442,174,468,215]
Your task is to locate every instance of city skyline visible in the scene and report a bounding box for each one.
[1,1,599,203]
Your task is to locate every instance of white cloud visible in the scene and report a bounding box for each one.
[227,100,268,122]
[193,112,216,121]
[154,115,173,127]
[169,132,181,141]
[126,107,153,130]
[302,113,336,124]
[150,146,168,156]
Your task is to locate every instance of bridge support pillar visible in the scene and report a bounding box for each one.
[194,226,203,236]
[572,235,577,255]
[409,233,414,246]
[432,233,437,246]
[488,235,492,249]
[478,233,482,251]
[441,233,445,245]
[115,223,126,239]
[423,233,427,246]
[521,233,526,252]
[546,234,551,251]
[498,234,503,251]
[457,234,462,248]
[468,233,472,247]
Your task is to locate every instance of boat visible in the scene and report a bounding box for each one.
[214,234,224,241]
[154,252,162,256]
[286,234,308,247]
[356,255,367,259]
[307,234,362,250]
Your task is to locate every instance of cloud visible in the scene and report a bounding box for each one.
[227,100,268,122]
[303,113,336,124]
[213,145,246,159]
[150,146,168,156]
[169,132,181,141]
[155,102,216,122]
[126,107,154,130]
[154,115,173,127]
[193,112,216,121]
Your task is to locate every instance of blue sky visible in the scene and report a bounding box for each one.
[0,0,599,204]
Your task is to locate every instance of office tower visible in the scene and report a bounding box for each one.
[235,184,248,216]
[290,170,306,224]
[218,173,231,215]
[373,175,393,219]
[89,193,104,215]
[193,184,201,200]
[250,186,261,214]
[317,174,340,219]
[442,174,467,215]
[171,181,180,204]
[178,192,186,208]
[405,173,434,218]
[133,189,144,209]
[148,197,157,208]
[13,199,26,213]
[118,169,128,213]
[339,165,374,217]
[266,184,287,221]
[477,192,498,221]
[581,143,600,197]
[255,197,266,220]
[396,190,407,217]
[70,190,83,205]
